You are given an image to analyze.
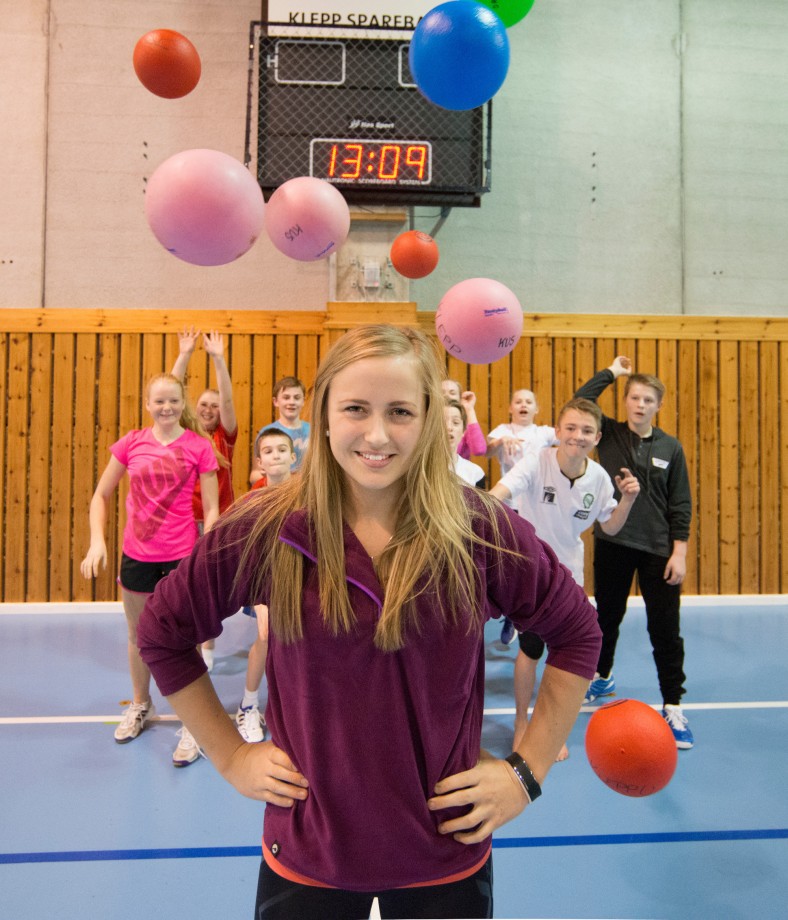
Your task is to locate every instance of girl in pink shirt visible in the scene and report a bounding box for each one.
[80,373,219,767]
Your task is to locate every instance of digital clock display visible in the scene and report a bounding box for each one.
[310,139,432,186]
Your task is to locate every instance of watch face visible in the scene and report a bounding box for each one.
[255,33,490,206]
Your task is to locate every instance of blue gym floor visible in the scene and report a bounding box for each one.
[1,598,786,919]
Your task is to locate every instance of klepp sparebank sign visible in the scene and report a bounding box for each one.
[266,1,438,37]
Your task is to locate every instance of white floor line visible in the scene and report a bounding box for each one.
[3,701,788,726]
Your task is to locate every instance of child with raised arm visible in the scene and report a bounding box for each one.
[490,398,639,760]
[445,398,486,488]
[250,376,310,483]
[80,374,219,767]
[442,378,487,459]
[137,325,601,919]
[172,328,238,670]
[575,356,694,749]
[236,428,296,743]
[486,388,556,483]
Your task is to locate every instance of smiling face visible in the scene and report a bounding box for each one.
[509,389,538,426]
[327,355,425,509]
[146,378,185,429]
[273,385,306,425]
[624,382,662,435]
[196,389,220,432]
[554,408,601,460]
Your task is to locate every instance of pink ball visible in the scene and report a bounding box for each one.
[145,149,265,266]
[435,277,523,364]
[264,177,351,261]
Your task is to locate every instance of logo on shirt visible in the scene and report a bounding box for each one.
[130,447,191,543]
[542,487,556,504]
[583,493,595,509]
[574,509,590,520]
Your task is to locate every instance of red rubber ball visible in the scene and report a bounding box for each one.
[133,29,201,99]
[585,698,678,797]
[390,230,440,279]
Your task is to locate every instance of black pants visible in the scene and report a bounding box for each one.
[255,855,493,920]
[593,539,686,705]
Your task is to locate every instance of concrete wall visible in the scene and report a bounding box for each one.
[0,0,786,314]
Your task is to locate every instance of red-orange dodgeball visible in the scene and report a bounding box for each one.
[390,230,440,279]
[133,29,201,99]
[585,698,678,797]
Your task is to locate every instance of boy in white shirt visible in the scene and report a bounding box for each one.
[490,398,639,759]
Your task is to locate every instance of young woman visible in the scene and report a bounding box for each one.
[137,326,601,918]
[80,373,220,767]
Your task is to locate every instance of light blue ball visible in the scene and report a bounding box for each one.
[409,1,510,111]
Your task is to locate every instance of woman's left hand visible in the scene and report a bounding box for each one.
[427,749,529,844]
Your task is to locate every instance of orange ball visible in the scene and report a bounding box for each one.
[390,230,440,279]
[133,29,201,99]
[585,699,677,797]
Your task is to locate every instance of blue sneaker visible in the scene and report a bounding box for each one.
[500,618,517,646]
[662,705,694,749]
[584,673,615,703]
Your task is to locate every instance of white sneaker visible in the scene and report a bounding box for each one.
[235,703,266,743]
[173,726,202,767]
[114,701,156,744]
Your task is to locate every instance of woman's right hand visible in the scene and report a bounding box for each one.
[80,542,107,579]
[224,740,309,806]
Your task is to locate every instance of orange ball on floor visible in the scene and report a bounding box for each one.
[133,29,201,99]
[585,698,677,797]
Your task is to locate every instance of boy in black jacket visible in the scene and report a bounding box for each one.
[576,356,694,749]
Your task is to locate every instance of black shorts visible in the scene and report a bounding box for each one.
[119,553,185,594]
[518,630,546,661]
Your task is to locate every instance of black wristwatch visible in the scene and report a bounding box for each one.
[505,752,542,802]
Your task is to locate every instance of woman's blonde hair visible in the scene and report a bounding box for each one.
[223,325,510,651]
[146,373,229,468]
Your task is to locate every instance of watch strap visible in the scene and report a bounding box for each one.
[505,752,542,802]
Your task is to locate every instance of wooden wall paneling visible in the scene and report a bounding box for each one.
[758,342,780,592]
[636,339,658,397]
[531,338,553,424]
[296,335,319,398]
[574,337,595,392]
[141,333,165,388]
[94,334,120,600]
[738,341,760,592]
[593,339,617,418]
[696,341,718,593]
[717,341,740,592]
[4,334,30,600]
[71,334,97,602]
[251,334,275,473]
[656,340,679,436]
[274,334,297,384]
[49,334,75,601]
[0,334,7,597]
[551,337,575,422]
[26,335,52,600]
[229,333,253,499]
